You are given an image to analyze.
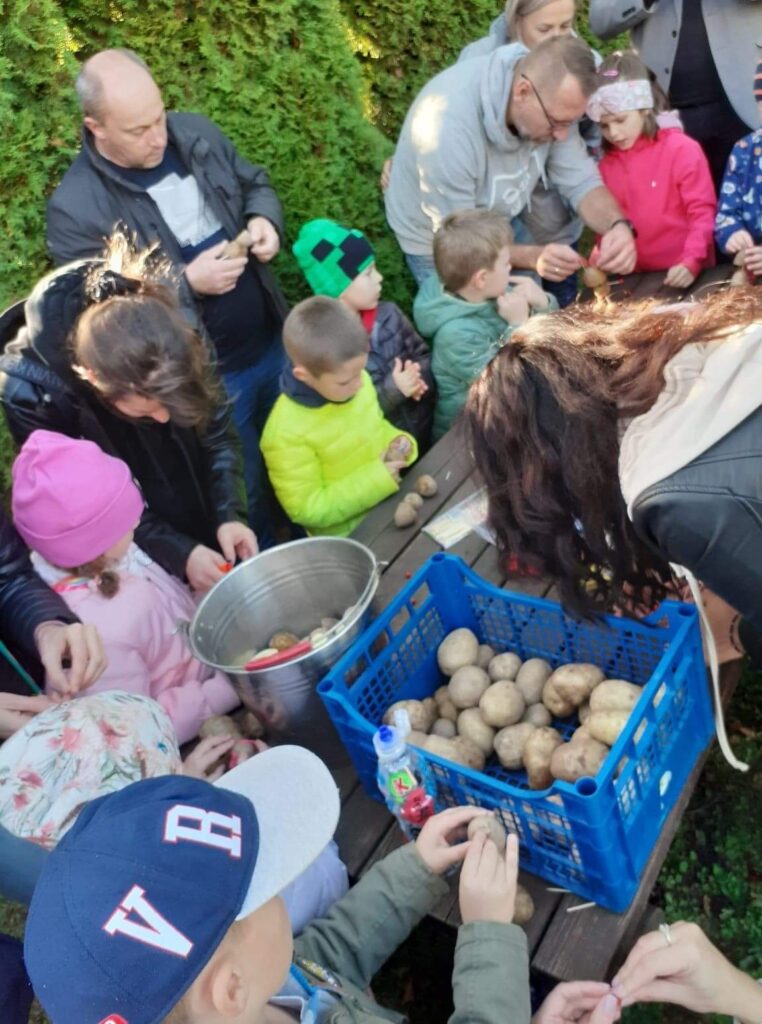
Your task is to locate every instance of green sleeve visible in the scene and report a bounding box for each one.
[295,845,448,991]
[264,433,398,531]
[449,921,531,1024]
[434,317,506,386]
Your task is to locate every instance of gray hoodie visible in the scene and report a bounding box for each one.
[384,44,601,255]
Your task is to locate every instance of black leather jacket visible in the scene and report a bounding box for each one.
[0,507,78,693]
[0,261,246,582]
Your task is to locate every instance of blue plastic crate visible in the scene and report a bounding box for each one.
[318,553,714,911]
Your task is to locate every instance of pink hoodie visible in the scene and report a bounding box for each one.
[596,128,717,277]
[38,546,239,744]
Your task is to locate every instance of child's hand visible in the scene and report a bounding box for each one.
[415,806,492,875]
[664,264,696,289]
[182,734,236,781]
[508,275,551,311]
[497,291,530,326]
[459,828,519,924]
[392,358,424,398]
[743,246,762,277]
[382,457,408,482]
[533,982,620,1024]
[0,694,55,740]
[725,229,754,254]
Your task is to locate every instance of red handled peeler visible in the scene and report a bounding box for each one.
[244,640,312,671]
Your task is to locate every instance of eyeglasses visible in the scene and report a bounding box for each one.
[520,74,576,135]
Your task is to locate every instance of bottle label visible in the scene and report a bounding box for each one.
[386,767,417,805]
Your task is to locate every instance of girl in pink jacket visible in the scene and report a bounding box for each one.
[11,431,239,744]
[587,50,717,290]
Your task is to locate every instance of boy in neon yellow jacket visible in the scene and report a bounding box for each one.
[261,297,417,536]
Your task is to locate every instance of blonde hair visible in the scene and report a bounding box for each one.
[283,296,368,376]
[433,209,513,292]
[505,0,577,41]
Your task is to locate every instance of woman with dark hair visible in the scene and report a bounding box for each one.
[463,287,762,766]
[0,239,256,592]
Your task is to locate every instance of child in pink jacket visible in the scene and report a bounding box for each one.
[11,431,239,744]
[587,50,716,290]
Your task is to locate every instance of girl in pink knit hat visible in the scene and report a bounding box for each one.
[11,430,240,744]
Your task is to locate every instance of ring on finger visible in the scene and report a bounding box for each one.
[659,922,674,947]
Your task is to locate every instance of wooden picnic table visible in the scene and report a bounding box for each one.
[332,264,742,984]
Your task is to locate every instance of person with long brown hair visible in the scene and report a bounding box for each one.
[464,286,762,636]
[0,237,256,592]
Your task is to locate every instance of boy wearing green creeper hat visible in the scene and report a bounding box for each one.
[293,219,435,450]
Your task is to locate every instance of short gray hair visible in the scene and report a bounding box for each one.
[75,48,151,119]
[519,34,596,98]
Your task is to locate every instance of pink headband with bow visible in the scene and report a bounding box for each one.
[586,79,654,122]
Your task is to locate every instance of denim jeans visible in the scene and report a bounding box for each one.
[222,341,286,549]
[404,252,436,287]
[0,823,47,904]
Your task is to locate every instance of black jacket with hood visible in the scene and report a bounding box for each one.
[0,261,246,582]
[46,112,289,333]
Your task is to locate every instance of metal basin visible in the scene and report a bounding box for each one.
[188,537,379,765]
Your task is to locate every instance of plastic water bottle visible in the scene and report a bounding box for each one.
[373,711,434,840]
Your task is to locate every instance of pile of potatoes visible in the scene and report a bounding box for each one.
[382,627,644,790]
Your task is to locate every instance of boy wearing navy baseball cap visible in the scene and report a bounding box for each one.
[25,745,537,1024]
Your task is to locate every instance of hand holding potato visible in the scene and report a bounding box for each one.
[459,829,519,924]
[415,805,490,875]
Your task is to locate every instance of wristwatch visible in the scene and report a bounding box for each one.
[610,218,638,238]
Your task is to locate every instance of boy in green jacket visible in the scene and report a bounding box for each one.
[24,746,540,1024]
[413,209,557,440]
[261,297,417,536]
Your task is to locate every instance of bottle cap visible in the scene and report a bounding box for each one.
[373,723,407,760]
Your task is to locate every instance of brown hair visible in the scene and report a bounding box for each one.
[595,50,670,147]
[434,210,513,292]
[518,34,597,98]
[61,557,120,599]
[463,286,762,617]
[74,290,222,432]
[505,0,577,42]
[283,296,369,376]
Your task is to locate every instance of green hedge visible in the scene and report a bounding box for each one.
[0,0,623,318]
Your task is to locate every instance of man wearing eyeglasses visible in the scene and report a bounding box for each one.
[385,35,636,288]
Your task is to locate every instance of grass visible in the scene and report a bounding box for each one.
[3,665,759,1023]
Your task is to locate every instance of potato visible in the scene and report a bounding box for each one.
[199,714,240,739]
[476,644,495,669]
[452,735,486,772]
[467,813,506,851]
[587,710,630,746]
[570,724,594,745]
[268,631,300,651]
[514,884,535,925]
[407,730,430,748]
[589,680,642,713]
[422,697,438,724]
[415,474,438,497]
[479,680,526,728]
[582,265,607,288]
[550,739,608,782]
[494,722,536,769]
[403,492,424,509]
[457,708,496,755]
[437,628,480,676]
[394,501,417,528]
[448,665,491,709]
[423,734,459,761]
[434,685,451,706]
[522,704,552,727]
[578,701,591,724]
[488,651,522,681]
[543,663,604,717]
[236,709,265,740]
[383,699,434,733]
[515,658,552,705]
[523,727,563,790]
[431,717,457,738]
[434,685,458,721]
